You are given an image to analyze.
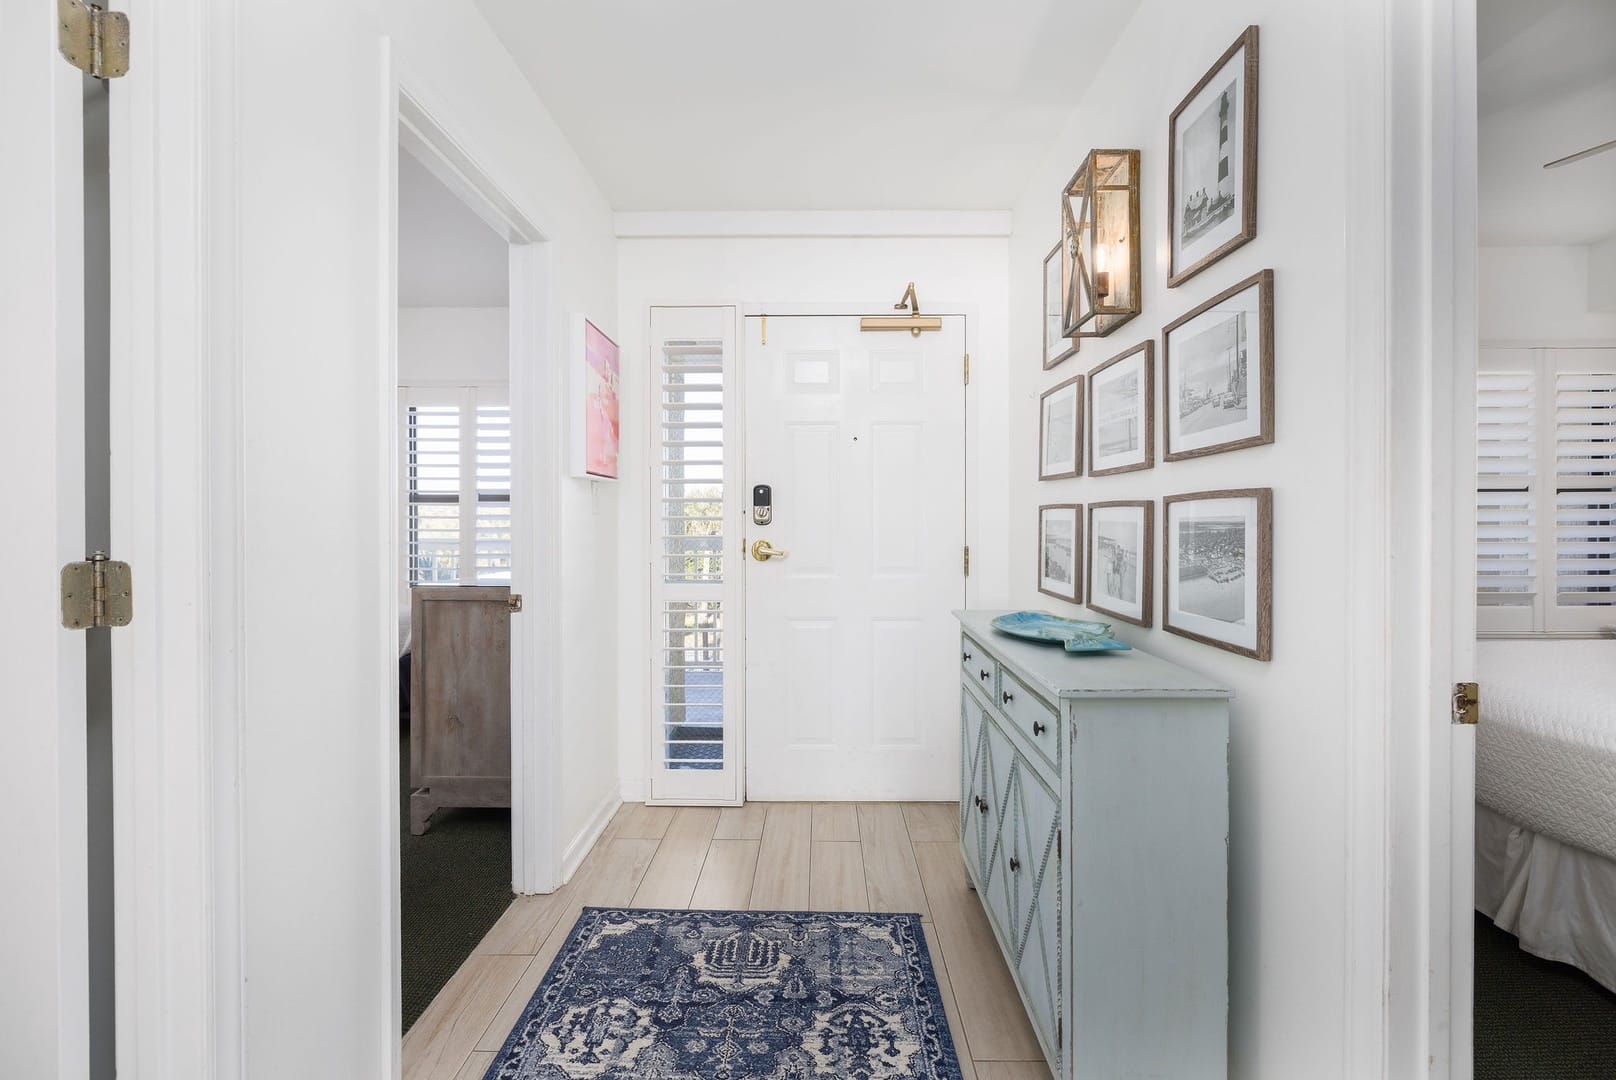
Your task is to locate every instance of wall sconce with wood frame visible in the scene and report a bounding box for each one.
[1061,149,1141,338]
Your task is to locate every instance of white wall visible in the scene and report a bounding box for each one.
[614,226,1012,799]
[1006,3,1357,1075]
[1480,245,1616,341]
[398,306,509,385]
[224,2,618,1075]
[1591,235,1616,313]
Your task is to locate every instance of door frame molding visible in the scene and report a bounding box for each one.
[1342,0,1479,1074]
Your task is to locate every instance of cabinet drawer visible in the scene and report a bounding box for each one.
[961,635,997,695]
[996,668,1059,772]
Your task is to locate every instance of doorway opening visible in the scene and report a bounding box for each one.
[391,91,560,1043]
[395,139,515,1030]
[1469,2,1616,1074]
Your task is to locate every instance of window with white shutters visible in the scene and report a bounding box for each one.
[402,387,511,587]
[1553,368,1616,610]
[647,307,740,802]
[1477,347,1616,634]
[1476,369,1536,619]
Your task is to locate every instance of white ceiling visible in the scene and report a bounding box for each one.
[398,148,510,307]
[1478,0,1616,246]
[471,0,1139,212]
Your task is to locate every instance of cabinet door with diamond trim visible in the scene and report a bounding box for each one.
[982,720,1020,950]
[1013,759,1062,1056]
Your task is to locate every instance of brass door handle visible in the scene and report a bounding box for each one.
[751,539,790,561]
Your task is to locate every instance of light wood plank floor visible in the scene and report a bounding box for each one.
[402,801,1050,1080]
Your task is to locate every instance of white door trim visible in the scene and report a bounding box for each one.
[108,0,245,1075]
[1351,0,1481,1075]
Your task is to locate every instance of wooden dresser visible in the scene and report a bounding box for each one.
[955,610,1230,1079]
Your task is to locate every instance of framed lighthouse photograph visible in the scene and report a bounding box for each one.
[1168,25,1258,286]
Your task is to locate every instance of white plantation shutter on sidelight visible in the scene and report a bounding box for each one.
[648,307,741,803]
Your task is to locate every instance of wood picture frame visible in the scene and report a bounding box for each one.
[1088,340,1155,476]
[1039,374,1083,480]
[1162,268,1274,460]
[1038,503,1083,604]
[1087,501,1154,627]
[1168,25,1259,288]
[1043,242,1079,369]
[1162,488,1272,660]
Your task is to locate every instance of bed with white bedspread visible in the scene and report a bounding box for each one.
[1475,639,1616,991]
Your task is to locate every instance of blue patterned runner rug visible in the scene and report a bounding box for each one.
[483,906,965,1079]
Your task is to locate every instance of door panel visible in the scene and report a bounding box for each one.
[1,11,88,1074]
[745,314,966,800]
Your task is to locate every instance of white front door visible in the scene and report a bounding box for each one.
[0,6,89,1074]
[744,313,967,800]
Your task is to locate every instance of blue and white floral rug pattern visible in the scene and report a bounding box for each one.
[483,907,963,1080]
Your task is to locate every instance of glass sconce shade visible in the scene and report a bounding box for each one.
[1061,149,1141,338]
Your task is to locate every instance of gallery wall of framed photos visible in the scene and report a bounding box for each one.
[1030,22,1274,661]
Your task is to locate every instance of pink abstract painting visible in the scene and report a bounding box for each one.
[583,319,620,478]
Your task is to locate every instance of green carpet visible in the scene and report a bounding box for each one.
[1475,912,1616,1078]
[400,731,513,1032]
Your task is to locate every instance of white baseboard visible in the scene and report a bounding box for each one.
[561,790,622,884]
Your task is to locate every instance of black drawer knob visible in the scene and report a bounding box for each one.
[1009,856,1021,873]
[1002,690,1014,705]
[962,650,972,662]
[979,669,991,681]
[977,796,988,814]
[1032,720,1046,736]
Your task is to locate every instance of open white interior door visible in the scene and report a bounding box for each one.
[0,3,89,1074]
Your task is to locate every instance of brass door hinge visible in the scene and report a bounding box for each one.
[962,352,970,385]
[59,0,129,79]
[506,594,524,613]
[962,545,970,576]
[1453,681,1480,725]
[60,552,132,629]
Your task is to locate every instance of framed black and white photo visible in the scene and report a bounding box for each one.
[1043,243,1079,369]
[1163,269,1273,460]
[1168,25,1258,287]
[1038,503,1082,604]
[1039,375,1083,480]
[1087,501,1153,627]
[1163,488,1272,659]
[1088,340,1154,475]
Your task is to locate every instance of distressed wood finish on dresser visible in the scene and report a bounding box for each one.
[410,586,513,834]
[955,610,1230,1079]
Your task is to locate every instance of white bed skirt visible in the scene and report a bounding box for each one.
[1476,802,1616,993]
